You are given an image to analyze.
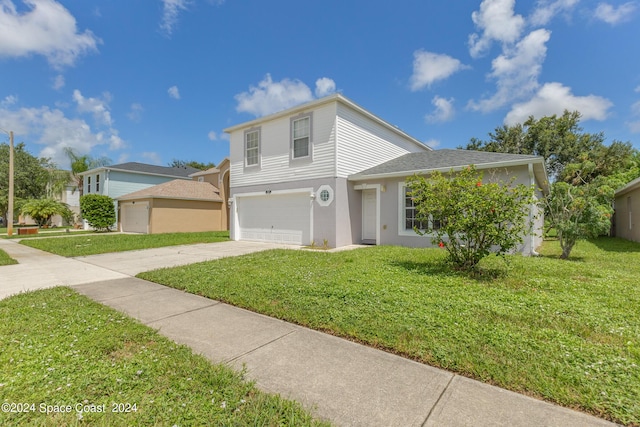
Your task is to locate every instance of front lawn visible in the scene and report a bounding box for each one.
[139,238,640,426]
[0,288,328,426]
[19,231,229,257]
[0,248,17,265]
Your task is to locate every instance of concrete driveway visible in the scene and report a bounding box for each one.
[74,240,300,275]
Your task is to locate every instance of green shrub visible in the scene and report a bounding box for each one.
[406,166,535,271]
[80,194,116,232]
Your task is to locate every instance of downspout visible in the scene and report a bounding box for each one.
[528,163,540,256]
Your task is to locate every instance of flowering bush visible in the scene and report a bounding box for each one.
[406,166,536,271]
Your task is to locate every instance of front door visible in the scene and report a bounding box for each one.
[362,189,377,243]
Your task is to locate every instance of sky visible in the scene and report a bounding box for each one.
[0,0,639,170]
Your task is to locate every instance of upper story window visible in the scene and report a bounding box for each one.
[96,174,100,193]
[291,115,311,160]
[245,128,260,167]
[87,176,91,194]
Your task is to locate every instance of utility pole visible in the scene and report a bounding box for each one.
[8,130,14,237]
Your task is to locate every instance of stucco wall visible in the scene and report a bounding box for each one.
[615,186,640,242]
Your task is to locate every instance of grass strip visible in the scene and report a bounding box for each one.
[19,231,229,257]
[0,248,17,265]
[139,237,640,426]
[0,287,329,426]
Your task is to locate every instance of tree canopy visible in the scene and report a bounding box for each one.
[464,110,638,184]
[169,159,216,171]
[0,142,53,220]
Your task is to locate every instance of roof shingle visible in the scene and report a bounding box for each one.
[116,180,223,202]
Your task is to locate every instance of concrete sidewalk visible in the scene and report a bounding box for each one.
[0,239,620,426]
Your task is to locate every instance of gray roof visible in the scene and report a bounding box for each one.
[81,162,200,178]
[351,149,543,178]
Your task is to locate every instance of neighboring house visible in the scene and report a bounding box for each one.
[224,94,548,252]
[614,176,640,242]
[115,159,230,234]
[79,162,200,229]
[50,182,80,227]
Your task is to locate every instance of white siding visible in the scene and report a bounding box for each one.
[336,103,427,177]
[230,103,337,188]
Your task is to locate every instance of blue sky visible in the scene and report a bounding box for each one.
[1,0,639,169]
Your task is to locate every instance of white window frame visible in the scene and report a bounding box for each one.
[290,113,312,161]
[244,128,261,168]
[96,174,100,193]
[87,176,91,194]
[398,183,444,237]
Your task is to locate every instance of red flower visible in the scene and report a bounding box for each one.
[476,181,482,187]
[438,241,445,248]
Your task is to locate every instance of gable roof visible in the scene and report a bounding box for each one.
[116,179,223,202]
[223,93,429,151]
[81,162,199,178]
[349,149,548,192]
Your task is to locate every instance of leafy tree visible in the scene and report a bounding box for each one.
[406,166,535,271]
[463,110,637,183]
[20,198,72,227]
[64,147,111,196]
[0,142,53,222]
[545,180,614,259]
[80,194,116,232]
[169,159,215,171]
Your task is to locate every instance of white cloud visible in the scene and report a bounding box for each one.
[594,2,636,25]
[315,77,336,97]
[636,85,640,93]
[410,50,468,91]
[426,96,455,123]
[0,105,124,167]
[52,74,65,90]
[529,0,579,26]
[160,0,189,36]
[1,95,18,107]
[627,101,640,133]
[504,82,613,125]
[0,0,100,68]
[424,138,441,149]
[141,151,162,165]
[168,85,180,100]
[468,0,525,58]
[207,130,218,141]
[468,29,550,112]
[127,103,144,122]
[235,74,315,117]
[72,89,113,127]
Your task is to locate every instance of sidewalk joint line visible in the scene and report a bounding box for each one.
[145,301,221,324]
[226,329,298,363]
[421,374,455,427]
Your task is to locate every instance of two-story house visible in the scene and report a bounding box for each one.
[225,94,547,252]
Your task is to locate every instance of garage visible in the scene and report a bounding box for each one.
[120,201,149,233]
[235,192,312,245]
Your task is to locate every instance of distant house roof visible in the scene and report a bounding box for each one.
[80,162,199,178]
[116,179,223,202]
[189,167,219,178]
[616,176,640,197]
[349,149,549,193]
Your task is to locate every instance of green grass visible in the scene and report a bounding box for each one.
[2,230,95,240]
[0,287,329,427]
[19,231,230,257]
[0,248,17,265]
[139,237,640,426]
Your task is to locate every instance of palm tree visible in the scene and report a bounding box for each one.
[64,147,111,196]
